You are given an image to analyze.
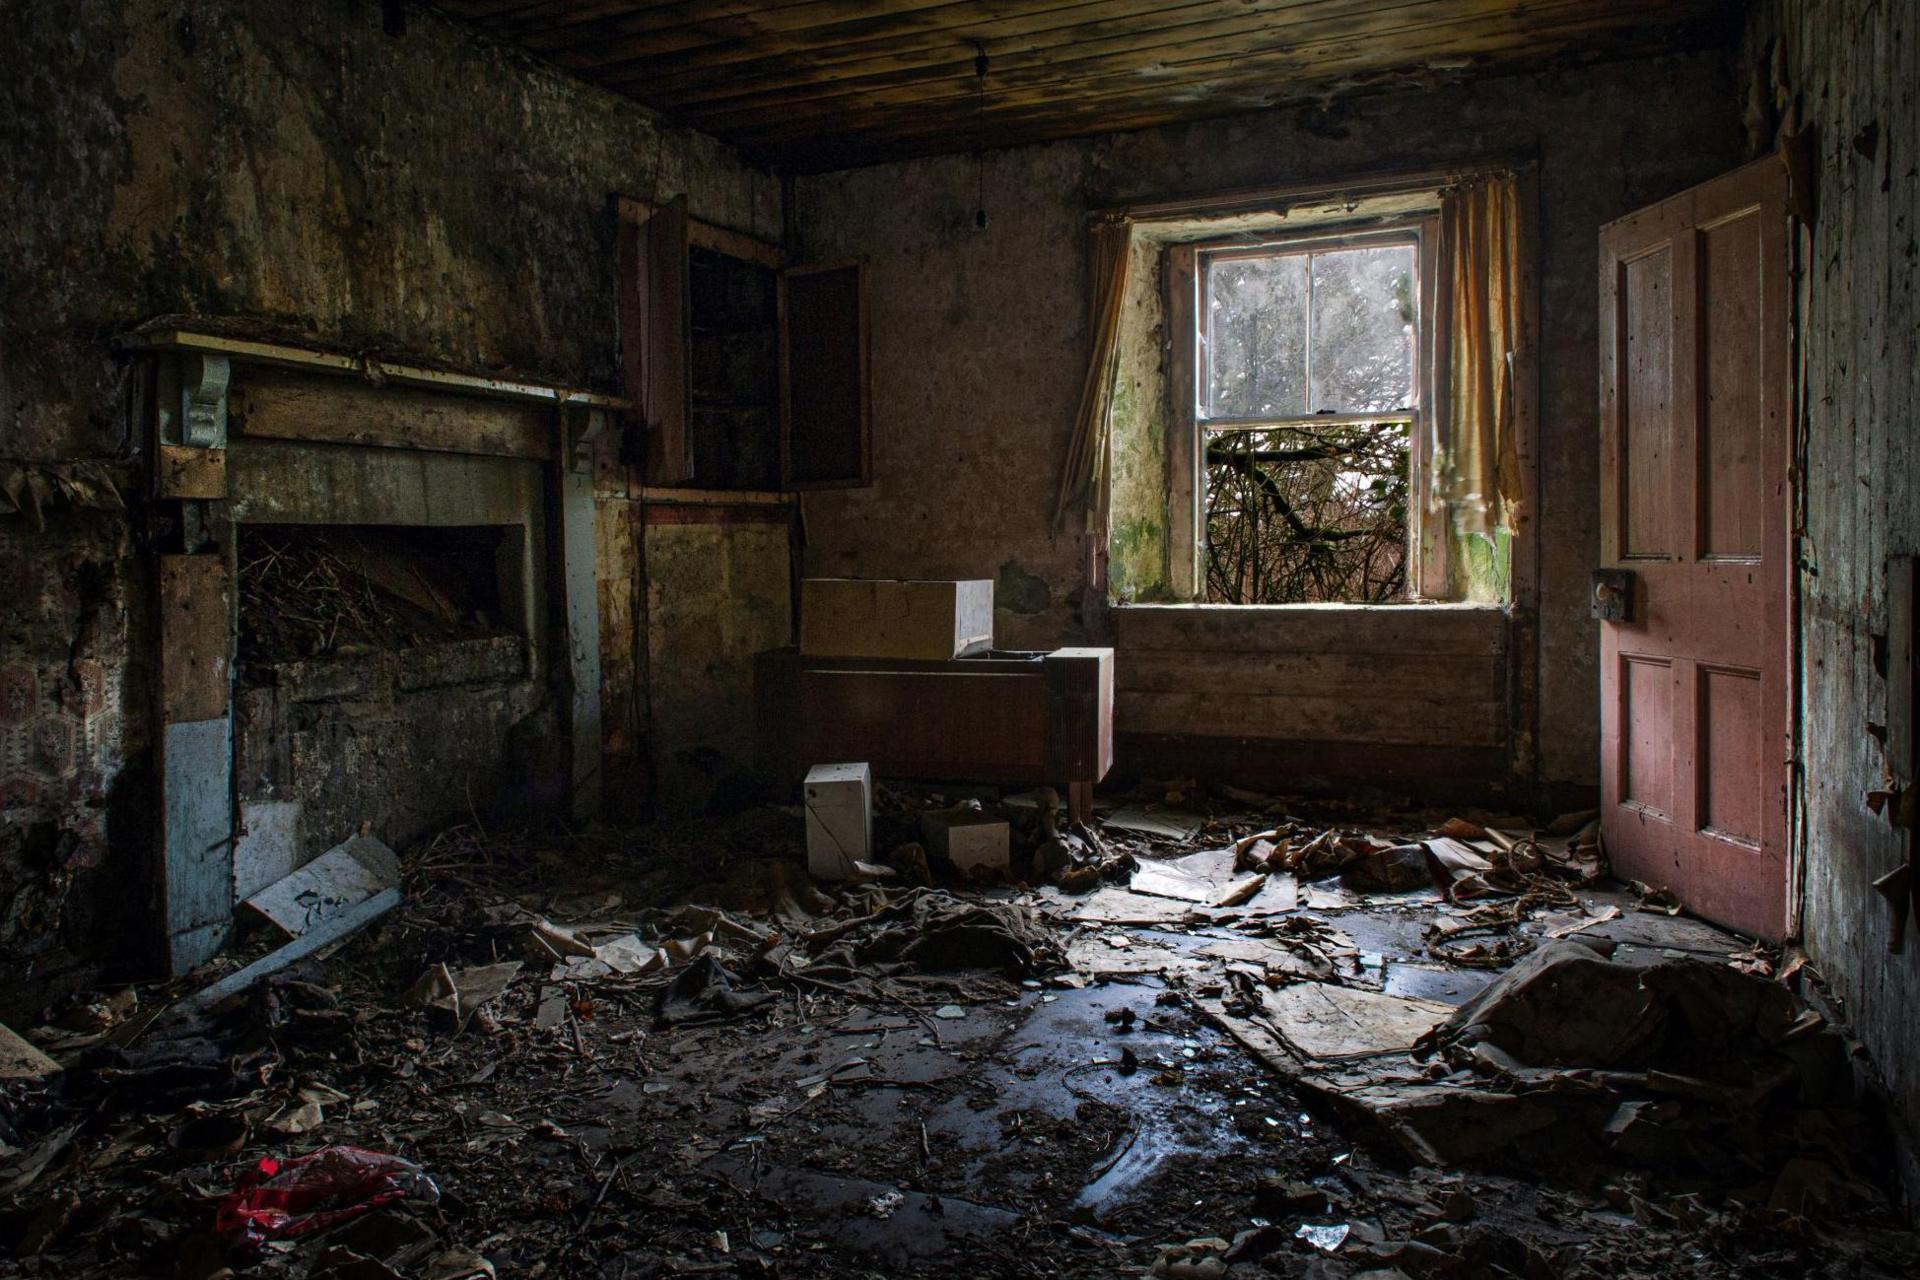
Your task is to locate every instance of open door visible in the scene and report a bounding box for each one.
[1597,157,1791,940]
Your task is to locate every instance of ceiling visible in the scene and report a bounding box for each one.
[435,0,1738,171]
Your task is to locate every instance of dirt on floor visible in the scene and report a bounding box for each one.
[1,786,1914,1279]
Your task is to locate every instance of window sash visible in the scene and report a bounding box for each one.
[1198,230,1422,423]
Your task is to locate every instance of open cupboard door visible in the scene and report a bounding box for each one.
[781,262,871,489]
[618,194,692,485]
[617,194,868,492]
[1597,157,1791,940]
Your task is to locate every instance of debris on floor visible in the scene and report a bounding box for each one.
[1,786,1912,1278]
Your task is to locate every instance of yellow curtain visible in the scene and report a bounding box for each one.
[1053,218,1133,528]
[1435,173,1526,535]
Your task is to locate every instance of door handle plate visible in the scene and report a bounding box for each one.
[1592,568,1634,622]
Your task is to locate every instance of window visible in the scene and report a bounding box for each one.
[1194,229,1429,604]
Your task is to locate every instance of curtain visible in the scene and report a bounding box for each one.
[1053,218,1133,528]
[1434,173,1526,536]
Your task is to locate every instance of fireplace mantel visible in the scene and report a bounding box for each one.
[124,324,630,412]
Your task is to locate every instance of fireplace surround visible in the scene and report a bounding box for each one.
[131,326,621,970]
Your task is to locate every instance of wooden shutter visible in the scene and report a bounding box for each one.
[780,262,870,489]
[619,195,692,485]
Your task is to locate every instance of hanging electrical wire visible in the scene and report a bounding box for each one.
[972,42,990,230]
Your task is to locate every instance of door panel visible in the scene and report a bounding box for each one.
[1699,211,1765,560]
[1698,664,1764,845]
[1598,157,1790,940]
[1620,655,1674,817]
[1620,248,1675,560]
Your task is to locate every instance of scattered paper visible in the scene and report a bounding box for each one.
[1103,808,1203,841]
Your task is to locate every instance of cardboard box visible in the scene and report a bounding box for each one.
[800,578,993,661]
[804,762,871,880]
[922,807,1011,877]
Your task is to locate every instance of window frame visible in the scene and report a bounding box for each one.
[1173,218,1445,602]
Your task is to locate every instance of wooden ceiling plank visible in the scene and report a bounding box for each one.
[433,0,1731,168]
[724,5,1715,149]
[633,0,1519,109]
[534,0,1122,71]
[585,0,1461,97]
[674,0,1704,131]
[510,0,996,57]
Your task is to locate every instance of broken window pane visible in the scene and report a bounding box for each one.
[1199,238,1418,604]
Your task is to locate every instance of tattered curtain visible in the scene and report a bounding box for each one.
[1053,218,1133,528]
[1433,173,1527,536]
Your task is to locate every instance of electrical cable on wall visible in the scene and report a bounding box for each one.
[972,42,990,231]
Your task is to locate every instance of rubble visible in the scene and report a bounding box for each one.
[0,791,1913,1278]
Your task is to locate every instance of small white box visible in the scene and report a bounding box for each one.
[922,808,1011,877]
[804,762,871,880]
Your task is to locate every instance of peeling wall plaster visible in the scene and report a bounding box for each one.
[0,0,775,979]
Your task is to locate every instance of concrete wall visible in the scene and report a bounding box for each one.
[0,0,775,984]
[1745,0,1920,1137]
[792,51,1746,798]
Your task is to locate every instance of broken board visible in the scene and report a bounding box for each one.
[1261,982,1452,1061]
[0,1022,59,1079]
[241,833,401,938]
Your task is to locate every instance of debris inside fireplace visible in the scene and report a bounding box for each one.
[237,525,515,665]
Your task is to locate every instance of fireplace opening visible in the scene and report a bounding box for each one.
[237,523,520,667]
[232,519,547,872]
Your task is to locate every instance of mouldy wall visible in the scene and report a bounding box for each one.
[792,50,1745,794]
[1744,0,1920,1136]
[1106,233,1173,604]
[0,0,777,982]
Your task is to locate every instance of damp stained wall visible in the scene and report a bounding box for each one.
[1743,0,1920,1143]
[1106,233,1174,605]
[792,50,1745,794]
[0,0,777,979]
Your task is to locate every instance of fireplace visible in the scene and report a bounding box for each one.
[133,328,617,969]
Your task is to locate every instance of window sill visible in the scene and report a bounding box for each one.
[1112,601,1507,616]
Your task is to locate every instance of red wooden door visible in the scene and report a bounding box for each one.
[1598,158,1791,940]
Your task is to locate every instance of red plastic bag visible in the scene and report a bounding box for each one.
[214,1146,439,1250]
